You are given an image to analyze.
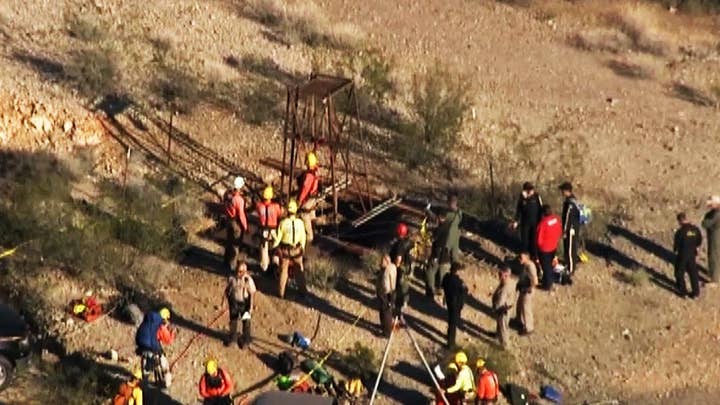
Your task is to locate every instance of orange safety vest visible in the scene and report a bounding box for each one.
[199,369,233,398]
[298,169,319,206]
[256,200,282,229]
[476,370,499,400]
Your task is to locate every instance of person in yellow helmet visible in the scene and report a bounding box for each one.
[112,366,143,405]
[273,199,308,299]
[297,152,320,242]
[445,351,475,402]
[198,359,233,405]
[256,185,282,272]
[475,358,500,405]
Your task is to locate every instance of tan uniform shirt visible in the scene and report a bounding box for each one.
[376,263,397,296]
[492,279,516,312]
[521,262,539,291]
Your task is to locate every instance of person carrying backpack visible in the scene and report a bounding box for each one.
[273,199,308,299]
[113,366,143,405]
[256,185,282,273]
[224,176,248,271]
[135,307,175,386]
[198,359,234,405]
[559,182,581,278]
[223,261,257,348]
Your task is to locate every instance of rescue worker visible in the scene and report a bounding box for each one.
[536,204,562,290]
[224,176,248,271]
[474,359,499,405]
[674,213,703,298]
[256,185,282,273]
[445,351,475,403]
[437,363,462,405]
[223,262,257,348]
[442,264,467,349]
[492,267,515,349]
[375,254,397,337]
[198,359,233,405]
[559,182,580,279]
[702,195,720,285]
[426,193,463,300]
[390,222,413,313]
[135,307,175,385]
[515,252,538,335]
[273,199,308,299]
[297,152,320,243]
[511,182,543,259]
[112,366,143,405]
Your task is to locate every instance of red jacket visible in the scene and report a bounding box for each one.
[537,214,562,253]
[476,370,499,400]
[298,169,319,206]
[256,200,282,229]
[199,368,233,398]
[225,190,248,231]
[156,323,175,346]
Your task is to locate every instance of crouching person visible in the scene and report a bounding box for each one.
[199,359,233,405]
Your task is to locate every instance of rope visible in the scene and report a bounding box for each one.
[290,306,369,389]
[169,307,228,371]
[369,317,398,405]
[0,246,18,259]
[404,320,449,405]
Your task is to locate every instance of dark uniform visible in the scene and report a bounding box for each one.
[515,193,542,258]
[561,196,581,276]
[674,222,702,298]
[428,208,463,297]
[390,237,413,312]
[442,270,467,348]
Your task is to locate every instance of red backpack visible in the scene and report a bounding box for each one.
[112,381,135,405]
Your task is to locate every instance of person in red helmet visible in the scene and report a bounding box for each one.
[390,222,413,315]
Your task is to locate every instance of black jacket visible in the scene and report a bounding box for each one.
[515,193,542,227]
[561,195,581,235]
[390,238,413,272]
[442,272,466,310]
[674,223,702,257]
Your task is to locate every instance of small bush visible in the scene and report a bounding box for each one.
[606,4,674,56]
[66,13,105,42]
[65,48,119,97]
[336,342,379,383]
[151,65,202,113]
[613,269,649,287]
[306,254,350,290]
[361,250,383,277]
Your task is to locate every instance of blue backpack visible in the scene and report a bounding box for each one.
[541,384,563,403]
[571,199,592,225]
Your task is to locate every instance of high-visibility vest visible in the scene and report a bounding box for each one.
[275,216,306,249]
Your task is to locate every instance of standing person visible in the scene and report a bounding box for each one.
[559,182,580,279]
[135,308,175,385]
[702,195,720,285]
[511,182,543,259]
[442,264,467,349]
[297,152,320,243]
[492,267,515,349]
[273,199,307,299]
[536,205,562,291]
[515,252,538,335]
[474,359,500,405]
[390,223,413,313]
[223,176,248,271]
[223,262,257,348]
[445,352,475,403]
[256,185,282,273]
[426,193,463,300]
[112,366,143,405]
[674,213,702,298]
[198,359,233,405]
[375,254,397,337]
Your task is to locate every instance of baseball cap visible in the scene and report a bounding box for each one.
[559,181,573,192]
[522,182,534,191]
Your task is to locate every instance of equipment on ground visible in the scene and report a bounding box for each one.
[541,385,563,403]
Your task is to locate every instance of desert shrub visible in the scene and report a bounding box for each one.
[361,250,383,276]
[65,13,105,42]
[571,28,633,53]
[306,254,351,290]
[65,48,119,97]
[437,343,518,385]
[151,65,202,114]
[397,65,470,169]
[606,4,674,56]
[336,342,379,383]
[613,269,649,287]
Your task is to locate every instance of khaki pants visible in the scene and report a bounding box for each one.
[516,291,533,333]
[301,198,318,242]
[496,311,510,349]
[279,246,306,299]
[224,220,244,271]
[259,229,278,272]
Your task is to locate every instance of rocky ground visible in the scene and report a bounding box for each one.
[1,0,720,404]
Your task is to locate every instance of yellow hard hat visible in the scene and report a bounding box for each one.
[72,303,87,315]
[206,359,218,375]
[287,199,298,214]
[476,358,486,369]
[263,185,274,200]
[447,363,458,372]
[159,307,171,321]
[132,366,143,380]
[306,152,318,169]
[454,351,467,365]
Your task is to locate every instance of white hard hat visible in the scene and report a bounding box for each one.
[233,176,245,189]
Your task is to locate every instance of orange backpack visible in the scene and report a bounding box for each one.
[112,381,135,405]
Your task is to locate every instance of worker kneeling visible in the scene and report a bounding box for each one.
[135,307,175,388]
[273,199,308,299]
[199,359,233,405]
[112,366,143,405]
[445,351,475,403]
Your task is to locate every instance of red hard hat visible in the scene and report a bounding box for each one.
[396,223,408,238]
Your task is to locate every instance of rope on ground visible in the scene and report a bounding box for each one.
[404,319,449,405]
[0,246,18,259]
[290,305,369,390]
[369,317,398,405]
[169,307,228,372]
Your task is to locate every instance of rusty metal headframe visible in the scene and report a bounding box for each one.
[280,73,373,232]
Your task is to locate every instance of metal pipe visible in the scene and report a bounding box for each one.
[405,321,449,405]
[369,317,397,405]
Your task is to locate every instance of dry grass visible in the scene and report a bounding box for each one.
[607,3,675,56]
[246,0,365,49]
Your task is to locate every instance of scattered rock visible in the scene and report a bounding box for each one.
[29,115,53,133]
[63,120,74,133]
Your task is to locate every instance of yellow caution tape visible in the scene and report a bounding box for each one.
[0,246,18,259]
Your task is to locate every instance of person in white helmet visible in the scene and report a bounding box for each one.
[223,176,248,271]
